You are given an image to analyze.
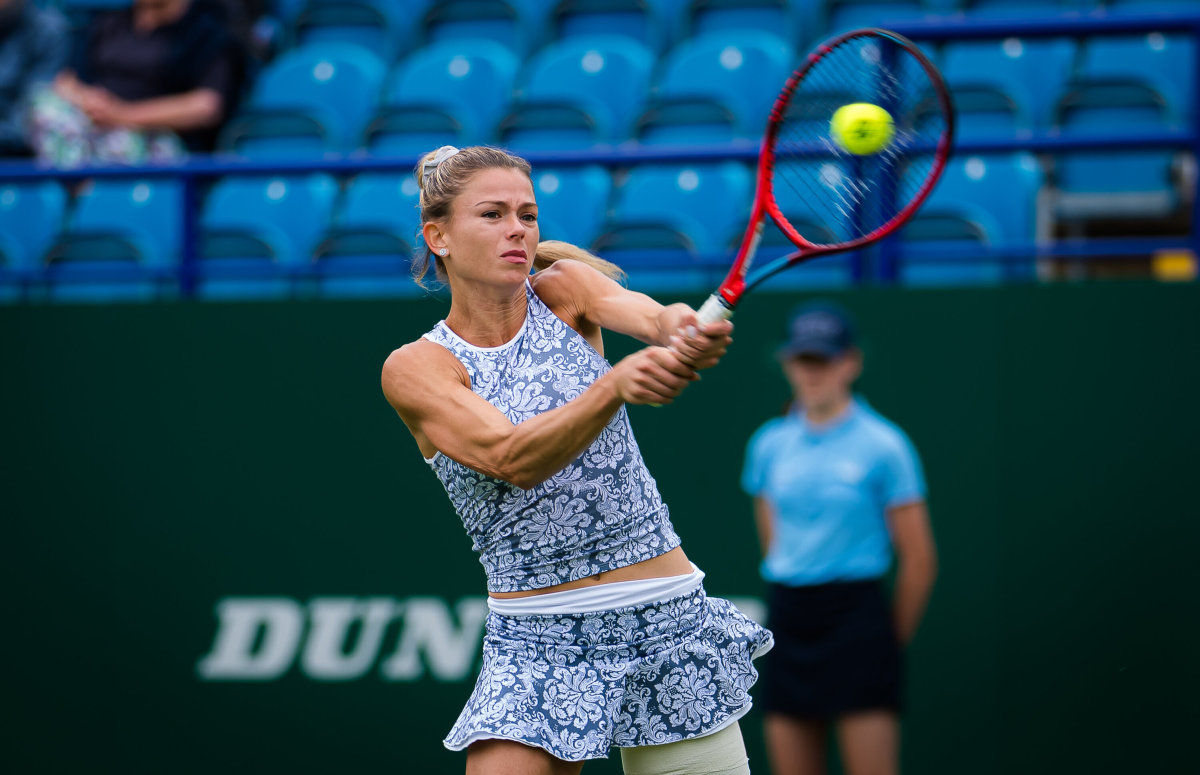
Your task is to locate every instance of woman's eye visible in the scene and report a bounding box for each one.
[482,211,500,219]
[522,213,537,222]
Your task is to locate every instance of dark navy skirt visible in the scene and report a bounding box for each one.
[759,579,902,719]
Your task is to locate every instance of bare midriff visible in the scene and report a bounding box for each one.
[487,546,693,599]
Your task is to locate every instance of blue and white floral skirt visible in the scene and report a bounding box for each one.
[443,587,774,761]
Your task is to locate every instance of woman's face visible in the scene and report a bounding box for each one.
[783,351,860,410]
[430,167,539,288]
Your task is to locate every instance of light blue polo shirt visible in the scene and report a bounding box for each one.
[741,398,926,586]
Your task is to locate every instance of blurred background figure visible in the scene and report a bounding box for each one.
[742,302,938,775]
[29,0,246,167]
[0,0,68,158]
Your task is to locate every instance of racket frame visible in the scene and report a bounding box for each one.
[698,27,955,324]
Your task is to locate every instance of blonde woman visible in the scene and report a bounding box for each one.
[382,145,773,775]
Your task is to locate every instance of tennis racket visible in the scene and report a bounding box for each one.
[696,27,954,324]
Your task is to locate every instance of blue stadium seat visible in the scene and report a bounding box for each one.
[637,31,793,145]
[685,0,803,46]
[314,173,423,297]
[0,182,65,273]
[552,0,672,52]
[221,43,386,158]
[422,0,548,57]
[900,153,1044,285]
[500,35,655,150]
[532,166,612,247]
[825,1,930,35]
[941,37,1077,136]
[292,1,411,62]
[365,39,519,155]
[45,180,181,302]
[200,175,338,298]
[1052,85,1181,219]
[1076,33,1193,123]
[594,162,751,290]
[1051,33,1190,220]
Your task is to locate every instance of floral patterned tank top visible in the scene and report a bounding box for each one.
[422,282,681,593]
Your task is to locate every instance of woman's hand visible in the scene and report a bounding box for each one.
[656,303,734,370]
[79,89,131,129]
[53,71,89,105]
[609,346,699,406]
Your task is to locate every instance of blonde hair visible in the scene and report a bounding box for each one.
[412,145,532,287]
[412,145,626,288]
[535,240,627,284]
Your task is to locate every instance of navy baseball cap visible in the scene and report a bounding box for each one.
[778,302,856,359]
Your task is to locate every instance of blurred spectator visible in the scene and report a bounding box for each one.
[30,0,245,167]
[0,0,69,158]
[742,302,938,775]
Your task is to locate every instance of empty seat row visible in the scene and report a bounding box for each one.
[222,33,795,157]
[947,32,1193,139]
[219,29,1194,163]
[0,151,1051,299]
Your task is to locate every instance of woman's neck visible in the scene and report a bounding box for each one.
[804,394,853,425]
[444,281,529,348]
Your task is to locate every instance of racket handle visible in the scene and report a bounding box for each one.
[697,294,734,324]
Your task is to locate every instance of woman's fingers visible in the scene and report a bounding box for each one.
[669,319,734,369]
[617,347,698,405]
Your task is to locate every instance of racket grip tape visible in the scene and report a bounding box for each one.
[697,294,734,324]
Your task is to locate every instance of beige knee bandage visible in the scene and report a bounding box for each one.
[619,721,751,775]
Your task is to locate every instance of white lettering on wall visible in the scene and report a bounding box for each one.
[196,598,304,681]
[197,595,764,683]
[380,597,488,682]
[302,598,398,681]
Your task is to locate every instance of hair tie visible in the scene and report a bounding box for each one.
[421,146,461,187]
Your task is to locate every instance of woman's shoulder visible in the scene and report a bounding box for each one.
[382,337,467,401]
[384,335,456,371]
[748,413,797,449]
[529,258,587,303]
[854,403,919,455]
[529,262,594,334]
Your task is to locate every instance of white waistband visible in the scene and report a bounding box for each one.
[487,563,706,616]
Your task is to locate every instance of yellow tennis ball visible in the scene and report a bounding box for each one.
[830,102,895,155]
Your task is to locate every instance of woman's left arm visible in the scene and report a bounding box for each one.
[888,500,938,645]
[533,258,732,367]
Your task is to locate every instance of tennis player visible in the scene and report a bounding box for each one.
[381,145,773,775]
[741,302,937,775]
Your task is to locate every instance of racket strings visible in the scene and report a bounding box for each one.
[770,36,947,246]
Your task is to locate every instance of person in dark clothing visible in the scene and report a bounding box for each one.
[31,0,245,165]
[0,0,69,157]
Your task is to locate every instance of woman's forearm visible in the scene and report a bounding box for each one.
[120,88,224,131]
[893,557,937,644]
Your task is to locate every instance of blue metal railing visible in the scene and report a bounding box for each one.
[0,11,1196,298]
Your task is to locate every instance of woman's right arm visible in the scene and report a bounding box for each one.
[382,339,697,489]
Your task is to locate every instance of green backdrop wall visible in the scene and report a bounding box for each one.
[4,282,1196,773]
